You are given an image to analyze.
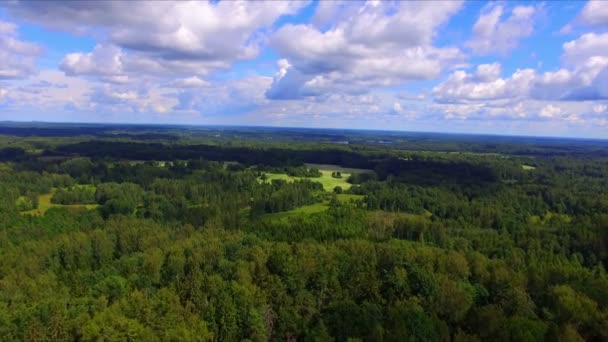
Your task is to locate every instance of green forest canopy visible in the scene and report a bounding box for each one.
[0,124,606,341]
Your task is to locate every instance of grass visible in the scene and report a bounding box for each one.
[317,170,353,190]
[261,194,364,222]
[262,169,354,191]
[262,202,329,222]
[72,184,97,191]
[0,163,12,172]
[259,172,363,222]
[20,186,99,216]
[263,173,296,182]
[522,165,536,170]
[336,194,364,203]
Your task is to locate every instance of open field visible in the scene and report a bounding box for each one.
[262,202,329,221]
[522,164,536,170]
[335,193,364,203]
[20,187,99,216]
[262,169,355,191]
[261,194,364,221]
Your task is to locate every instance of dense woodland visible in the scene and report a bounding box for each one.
[0,124,607,341]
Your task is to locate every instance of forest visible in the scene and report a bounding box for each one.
[0,123,606,341]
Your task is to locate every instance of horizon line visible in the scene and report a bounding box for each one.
[0,119,605,142]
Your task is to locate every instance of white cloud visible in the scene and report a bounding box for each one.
[432,25,608,128]
[3,70,91,111]
[433,64,535,103]
[9,0,308,77]
[60,45,125,79]
[593,104,607,113]
[168,76,211,89]
[172,76,271,116]
[466,4,537,56]
[58,43,241,83]
[562,32,608,66]
[0,19,42,79]
[393,102,403,113]
[1,1,607,137]
[474,62,501,82]
[436,28,608,106]
[108,90,138,101]
[431,98,605,125]
[578,1,608,28]
[267,1,464,99]
[539,104,562,118]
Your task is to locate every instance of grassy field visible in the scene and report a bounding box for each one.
[262,169,354,191]
[20,187,99,216]
[261,202,329,221]
[335,194,364,203]
[262,164,375,191]
[261,194,364,222]
[522,165,536,170]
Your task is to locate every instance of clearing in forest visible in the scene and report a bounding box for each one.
[261,193,364,221]
[19,185,99,216]
[262,170,352,191]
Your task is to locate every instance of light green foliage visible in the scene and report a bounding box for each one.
[262,169,353,191]
[20,187,99,216]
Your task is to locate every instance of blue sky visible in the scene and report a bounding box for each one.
[0,1,607,138]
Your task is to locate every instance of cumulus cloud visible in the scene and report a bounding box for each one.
[594,104,607,113]
[168,76,210,89]
[60,45,126,80]
[466,4,538,56]
[267,1,464,99]
[433,64,534,103]
[392,102,404,114]
[58,42,240,86]
[435,29,608,106]
[0,19,42,79]
[1,1,606,136]
[578,1,608,28]
[4,70,91,111]
[432,25,608,126]
[86,82,178,117]
[247,90,414,128]
[473,63,502,82]
[430,98,604,124]
[539,104,562,118]
[171,76,271,120]
[8,0,307,78]
[562,32,608,66]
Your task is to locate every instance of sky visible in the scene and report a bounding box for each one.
[0,1,607,138]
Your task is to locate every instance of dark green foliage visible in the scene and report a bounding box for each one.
[252,179,323,214]
[52,187,96,205]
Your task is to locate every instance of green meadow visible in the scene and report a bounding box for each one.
[262,168,361,191]
[261,193,364,222]
[20,186,99,216]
